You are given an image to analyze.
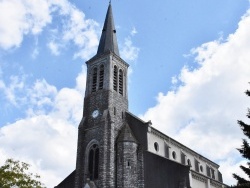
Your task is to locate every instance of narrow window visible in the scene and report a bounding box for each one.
[181,152,186,165]
[187,159,191,166]
[119,69,123,95]
[172,151,176,160]
[127,161,130,167]
[211,168,215,179]
[114,107,116,115]
[94,147,99,179]
[200,165,203,172]
[99,65,104,90]
[113,66,118,91]
[88,144,99,180]
[218,171,223,182]
[154,142,159,152]
[164,143,169,158]
[88,149,94,179]
[195,159,199,172]
[207,165,211,177]
[92,68,97,92]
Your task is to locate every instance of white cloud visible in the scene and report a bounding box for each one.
[0,64,87,187]
[75,65,87,93]
[120,27,140,62]
[0,0,51,50]
[0,74,26,106]
[0,115,77,188]
[0,0,99,61]
[26,79,57,114]
[63,10,99,60]
[47,40,60,56]
[141,9,250,185]
[219,157,248,186]
[0,66,87,187]
[130,26,137,36]
[121,36,140,62]
[31,47,39,59]
[31,37,39,59]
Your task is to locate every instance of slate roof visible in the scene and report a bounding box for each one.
[97,3,119,56]
[54,170,75,188]
[117,123,138,143]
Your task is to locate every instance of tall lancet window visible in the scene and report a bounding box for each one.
[99,65,104,90]
[92,68,98,92]
[113,65,118,91]
[88,144,99,180]
[119,69,123,95]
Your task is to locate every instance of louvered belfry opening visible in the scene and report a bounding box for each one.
[92,68,98,92]
[99,65,104,90]
[113,65,118,91]
[119,69,123,95]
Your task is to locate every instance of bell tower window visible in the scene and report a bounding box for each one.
[88,144,99,180]
[92,68,97,92]
[119,69,123,95]
[99,65,104,90]
[113,65,118,91]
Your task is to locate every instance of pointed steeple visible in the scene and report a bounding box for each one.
[97,3,119,56]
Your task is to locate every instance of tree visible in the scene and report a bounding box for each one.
[0,158,45,188]
[233,88,250,187]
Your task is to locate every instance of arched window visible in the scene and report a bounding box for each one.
[113,66,118,91]
[119,69,123,95]
[99,65,104,90]
[172,151,176,160]
[154,142,159,152]
[88,144,99,180]
[127,160,130,167]
[92,68,97,92]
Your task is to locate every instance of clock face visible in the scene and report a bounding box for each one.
[92,110,99,118]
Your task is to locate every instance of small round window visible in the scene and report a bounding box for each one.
[172,151,176,160]
[200,165,203,172]
[154,142,159,152]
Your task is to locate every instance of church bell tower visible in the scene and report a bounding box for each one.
[74,3,129,188]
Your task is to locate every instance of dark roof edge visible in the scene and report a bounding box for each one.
[126,111,148,124]
[55,170,75,187]
[145,150,190,169]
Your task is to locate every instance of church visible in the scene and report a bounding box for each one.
[55,3,228,188]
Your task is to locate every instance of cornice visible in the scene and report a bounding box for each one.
[86,51,129,67]
[149,127,219,168]
[191,170,208,183]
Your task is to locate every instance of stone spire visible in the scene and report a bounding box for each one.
[97,3,119,56]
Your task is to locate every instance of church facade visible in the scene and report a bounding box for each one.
[55,4,228,188]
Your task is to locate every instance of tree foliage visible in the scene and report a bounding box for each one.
[233,88,250,187]
[0,158,45,188]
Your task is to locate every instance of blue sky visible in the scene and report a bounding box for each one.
[0,0,250,187]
